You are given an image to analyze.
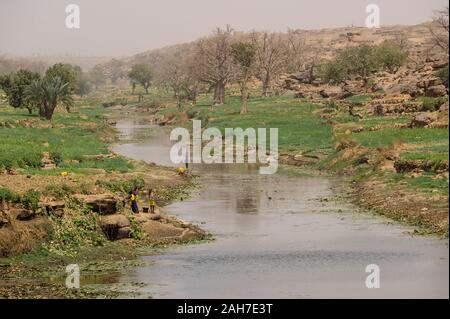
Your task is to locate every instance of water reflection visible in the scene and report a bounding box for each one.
[113,119,449,299]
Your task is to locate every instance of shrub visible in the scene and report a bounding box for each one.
[375,40,408,73]
[0,156,15,171]
[0,187,16,203]
[96,177,145,194]
[186,109,198,119]
[43,183,75,199]
[324,99,339,110]
[435,65,449,88]
[419,96,449,112]
[50,150,63,167]
[21,189,40,211]
[23,151,43,168]
[129,215,145,240]
[319,60,346,84]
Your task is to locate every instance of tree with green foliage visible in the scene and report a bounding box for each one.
[0,74,11,90]
[128,64,153,94]
[45,63,77,93]
[231,42,257,114]
[375,40,408,73]
[337,44,379,85]
[436,65,449,88]
[45,63,77,112]
[0,69,41,114]
[320,44,379,88]
[25,76,74,120]
[319,60,346,84]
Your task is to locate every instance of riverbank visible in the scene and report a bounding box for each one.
[110,117,448,298]
[0,92,209,298]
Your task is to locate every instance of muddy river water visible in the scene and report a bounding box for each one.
[113,119,449,299]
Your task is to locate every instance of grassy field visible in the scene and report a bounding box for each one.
[157,93,334,157]
[0,94,132,175]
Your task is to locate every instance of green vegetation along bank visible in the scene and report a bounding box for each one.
[141,87,448,237]
[0,88,208,298]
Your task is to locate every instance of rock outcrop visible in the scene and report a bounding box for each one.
[100,214,131,240]
[75,194,118,215]
[409,112,439,128]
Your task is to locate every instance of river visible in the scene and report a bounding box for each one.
[112,119,449,299]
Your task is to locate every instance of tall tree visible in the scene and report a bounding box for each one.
[1,69,41,114]
[429,6,449,56]
[285,29,307,74]
[251,32,287,97]
[157,53,185,98]
[196,26,234,105]
[231,42,256,114]
[128,64,152,94]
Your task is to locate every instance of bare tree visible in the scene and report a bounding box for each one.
[285,29,307,74]
[429,6,449,56]
[251,31,287,97]
[180,54,203,106]
[156,52,185,98]
[195,26,235,105]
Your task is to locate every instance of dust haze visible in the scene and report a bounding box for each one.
[0,0,448,57]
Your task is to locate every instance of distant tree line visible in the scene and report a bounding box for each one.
[0,63,91,120]
[119,27,413,113]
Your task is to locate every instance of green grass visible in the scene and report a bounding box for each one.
[359,115,412,128]
[401,143,449,162]
[345,95,373,104]
[350,127,449,148]
[387,172,449,196]
[181,95,334,155]
[0,99,132,174]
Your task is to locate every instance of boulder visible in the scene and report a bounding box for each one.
[116,227,131,239]
[100,214,130,228]
[44,200,65,217]
[134,212,161,224]
[439,102,449,112]
[384,83,422,97]
[409,112,439,128]
[319,86,343,99]
[426,85,448,97]
[15,209,36,221]
[100,214,131,241]
[342,79,365,96]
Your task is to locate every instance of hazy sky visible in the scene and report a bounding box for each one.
[0,0,447,57]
